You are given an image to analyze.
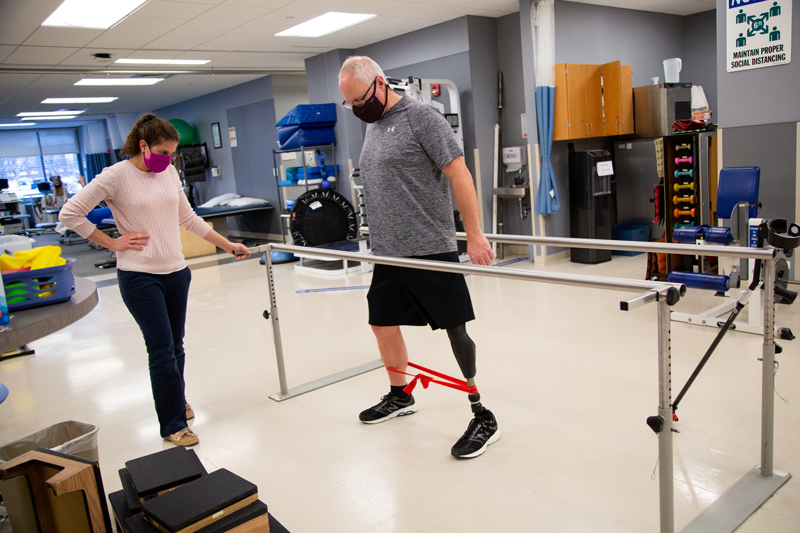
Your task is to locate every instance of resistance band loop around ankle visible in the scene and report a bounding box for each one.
[388,362,478,395]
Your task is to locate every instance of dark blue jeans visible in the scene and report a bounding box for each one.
[118,267,191,437]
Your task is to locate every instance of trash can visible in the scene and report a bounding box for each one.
[0,421,99,532]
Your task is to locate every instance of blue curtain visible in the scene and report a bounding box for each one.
[85,152,110,184]
[534,86,559,215]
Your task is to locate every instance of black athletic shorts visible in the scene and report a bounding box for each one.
[367,251,475,330]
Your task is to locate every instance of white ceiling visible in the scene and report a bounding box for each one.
[0,0,715,124]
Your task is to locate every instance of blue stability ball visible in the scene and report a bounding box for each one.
[169,119,196,146]
[262,251,298,264]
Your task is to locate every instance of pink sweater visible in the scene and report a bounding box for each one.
[59,161,211,274]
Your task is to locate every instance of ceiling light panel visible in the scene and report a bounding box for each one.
[17,110,86,116]
[75,78,164,86]
[21,116,78,120]
[42,0,148,30]
[276,12,376,38]
[42,97,118,104]
[115,58,210,65]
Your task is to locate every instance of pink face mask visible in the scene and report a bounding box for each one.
[143,144,172,173]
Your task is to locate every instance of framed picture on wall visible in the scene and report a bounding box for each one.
[211,122,222,149]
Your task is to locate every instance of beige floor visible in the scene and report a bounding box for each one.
[1,250,798,532]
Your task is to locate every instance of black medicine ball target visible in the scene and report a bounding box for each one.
[290,189,358,247]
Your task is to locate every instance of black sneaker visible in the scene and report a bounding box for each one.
[359,393,417,424]
[451,410,500,459]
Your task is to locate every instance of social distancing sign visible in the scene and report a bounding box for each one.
[727,0,792,72]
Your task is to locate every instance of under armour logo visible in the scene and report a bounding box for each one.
[387,127,395,133]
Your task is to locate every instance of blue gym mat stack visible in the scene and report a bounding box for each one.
[108,447,288,532]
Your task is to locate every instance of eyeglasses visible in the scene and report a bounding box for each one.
[342,77,377,109]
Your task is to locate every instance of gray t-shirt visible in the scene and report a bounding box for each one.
[360,96,463,257]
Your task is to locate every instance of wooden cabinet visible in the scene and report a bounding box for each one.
[554,63,602,140]
[554,61,633,141]
[601,61,634,136]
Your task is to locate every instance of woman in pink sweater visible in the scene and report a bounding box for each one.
[60,114,250,447]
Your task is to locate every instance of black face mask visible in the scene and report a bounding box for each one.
[352,80,388,124]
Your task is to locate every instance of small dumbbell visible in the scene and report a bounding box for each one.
[675,156,693,164]
[673,182,695,191]
[674,169,694,178]
[674,208,696,218]
[673,195,696,204]
[676,143,692,151]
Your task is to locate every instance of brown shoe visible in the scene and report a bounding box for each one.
[164,428,199,447]
[185,403,195,420]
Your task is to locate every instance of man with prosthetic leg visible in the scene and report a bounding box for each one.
[339,56,500,459]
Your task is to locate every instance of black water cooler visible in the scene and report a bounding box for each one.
[569,147,613,264]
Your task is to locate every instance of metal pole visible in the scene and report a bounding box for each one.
[454,231,776,260]
[269,243,685,296]
[657,293,675,533]
[264,245,289,397]
[760,257,775,476]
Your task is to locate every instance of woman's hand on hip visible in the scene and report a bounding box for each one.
[113,232,150,251]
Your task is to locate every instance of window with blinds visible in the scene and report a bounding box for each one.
[0,129,82,195]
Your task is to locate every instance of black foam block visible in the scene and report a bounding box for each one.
[269,513,290,533]
[109,489,134,531]
[120,468,142,513]
[194,500,267,533]
[141,468,257,532]
[125,447,206,499]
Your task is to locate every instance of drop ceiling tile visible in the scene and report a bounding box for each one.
[190,28,276,52]
[222,0,293,8]
[206,51,309,68]
[381,3,453,20]
[59,48,136,67]
[133,0,217,19]
[340,0,412,16]
[3,45,79,66]
[160,0,225,4]
[143,19,243,49]
[87,16,187,49]
[0,45,17,63]
[22,27,105,48]
[282,0,357,12]
[253,7,329,27]
[241,35,322,52]
[0,73,41,104]
[0,1,61,45]
[195,4,275,21]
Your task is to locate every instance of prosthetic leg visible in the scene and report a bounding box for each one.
[446,324,500,458]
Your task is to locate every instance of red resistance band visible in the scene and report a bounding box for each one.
[388,362,478,395]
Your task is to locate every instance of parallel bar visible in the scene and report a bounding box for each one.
[621,291,659,312]
[264,247,289,396]
[268,359,385,402]
[657,295,675,533]
[456,231,776,260]
[268,243,685,296]
[256,239,786,533]
[680,468,791,532]
[761,258,776,476]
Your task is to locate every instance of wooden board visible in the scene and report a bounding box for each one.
[180,221,216,258]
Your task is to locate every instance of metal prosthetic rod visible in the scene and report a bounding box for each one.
[447,324,486,415]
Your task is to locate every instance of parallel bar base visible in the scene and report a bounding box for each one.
[269,359,384,402]
[680,467,791,533]
[671,311,765,335]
